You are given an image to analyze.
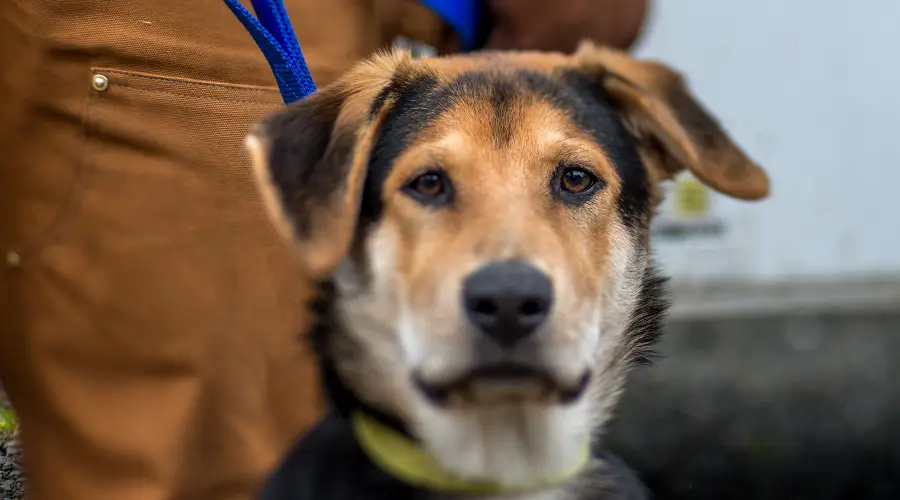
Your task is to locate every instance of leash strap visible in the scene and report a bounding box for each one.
[419,0,482,52]
[224,0,316,104]
[224,0,483,105]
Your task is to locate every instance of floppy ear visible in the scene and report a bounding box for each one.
[245,52,409,276]
[575,42,770,201]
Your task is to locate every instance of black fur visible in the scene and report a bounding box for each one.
[622,264,670,367]
[260,91,352,238]
[260,413,420,500]
[307,279,411,437]
[361,72,443,229]
[433,71,521,146]
[362,69,653,235]
[261,65,669,500]
[260,64,653,242]
[263,267,665,500]
[555,69,653,229]
[259,412,651,500]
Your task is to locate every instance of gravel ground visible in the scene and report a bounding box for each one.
[1,435,24,500]
[1,391,24,500]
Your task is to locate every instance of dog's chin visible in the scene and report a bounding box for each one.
[404,365,595,487]
[408,390,595,487]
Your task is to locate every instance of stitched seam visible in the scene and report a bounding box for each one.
[17,79,102,261]
[111,83,284,105]
[92,68,281,95]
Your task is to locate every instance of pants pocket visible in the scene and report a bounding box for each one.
[1,66,322,500]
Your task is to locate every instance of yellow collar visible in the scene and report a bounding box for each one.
[352,412,591,495]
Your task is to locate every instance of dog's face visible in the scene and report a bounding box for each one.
[248,43,768,486]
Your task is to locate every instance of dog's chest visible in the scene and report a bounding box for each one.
[428,488,569,500]
[424,460,650,500]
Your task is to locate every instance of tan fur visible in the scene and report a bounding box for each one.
[247,50,417,275]
[247,43,770,494]
[575,41,770,200]
[246,133,298,250]
[384,98,622,313]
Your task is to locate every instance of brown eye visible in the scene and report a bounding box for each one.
[410,172,444,196]
[404,170,453,205]
[560,168,596,193]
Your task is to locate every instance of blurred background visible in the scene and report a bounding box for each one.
[605,1,900,498]
[2,1,899,499]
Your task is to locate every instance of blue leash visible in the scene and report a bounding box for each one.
[224,0,481,105]
[223,0,316,104]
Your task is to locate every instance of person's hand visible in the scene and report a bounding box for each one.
[484,0,650,53]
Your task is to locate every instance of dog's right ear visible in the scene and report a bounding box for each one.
[246,52,411,277]
[574,42,770,201]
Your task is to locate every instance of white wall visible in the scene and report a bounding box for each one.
[637,0,900,285]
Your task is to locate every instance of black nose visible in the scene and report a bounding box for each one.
[462,260,554,349]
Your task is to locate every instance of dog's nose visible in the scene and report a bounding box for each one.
[462,260,554,348]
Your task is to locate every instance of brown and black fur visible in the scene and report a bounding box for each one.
[247,43,769,500]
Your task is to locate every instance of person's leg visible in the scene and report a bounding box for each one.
[0,0,452,497]
[0,1,334,498]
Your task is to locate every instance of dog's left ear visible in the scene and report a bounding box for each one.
[575,42,770,200]
[245,52,411,276]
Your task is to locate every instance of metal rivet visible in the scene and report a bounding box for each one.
[5,251,21,267]
[91,74,109,92]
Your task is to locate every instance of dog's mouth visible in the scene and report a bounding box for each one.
[413,363,590,407]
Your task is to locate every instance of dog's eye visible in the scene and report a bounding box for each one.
[411,173,444,196]
[404,170,452,205]
[553,164,603,204]
[560,168,596,193]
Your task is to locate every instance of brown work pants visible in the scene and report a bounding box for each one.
[0,1,445,499]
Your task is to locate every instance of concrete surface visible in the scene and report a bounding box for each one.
[606,309,900,500]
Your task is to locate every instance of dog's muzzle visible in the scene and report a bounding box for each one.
[414,363,590,407]
[413,259,591,407]
[462,259,553,349]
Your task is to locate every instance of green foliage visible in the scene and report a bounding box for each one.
[0,407,17,436]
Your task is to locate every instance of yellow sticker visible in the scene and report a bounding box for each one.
[674,176,711,220]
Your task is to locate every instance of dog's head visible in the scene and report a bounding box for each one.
[247,43,768,486]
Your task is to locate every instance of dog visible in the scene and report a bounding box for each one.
[246,41,770,500]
